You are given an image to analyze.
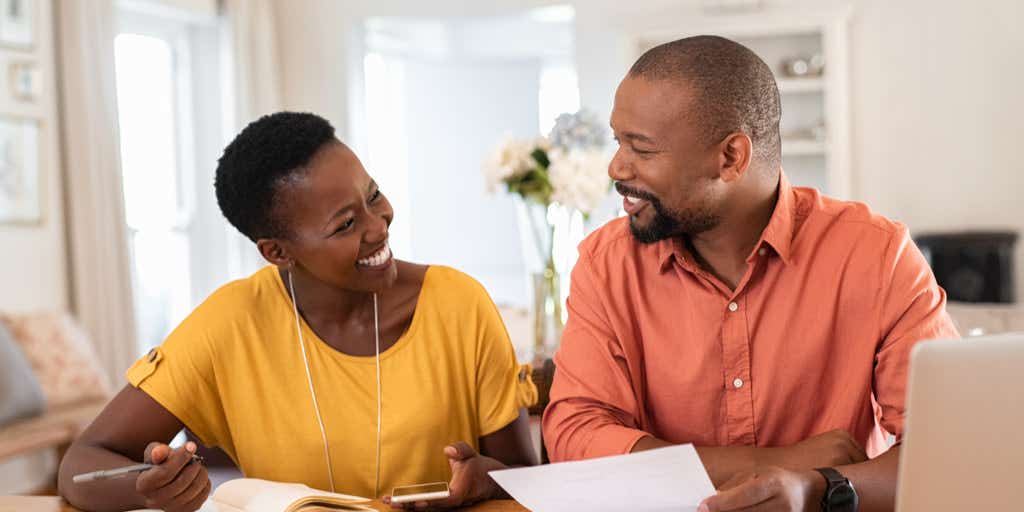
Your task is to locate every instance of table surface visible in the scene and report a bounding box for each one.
[0,496,528,511]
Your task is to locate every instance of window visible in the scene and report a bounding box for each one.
[114,9,224,355]
[538,63,580,135]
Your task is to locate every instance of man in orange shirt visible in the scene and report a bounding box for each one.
[542,36,958,512]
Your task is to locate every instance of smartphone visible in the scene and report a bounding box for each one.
[389,482,451,504]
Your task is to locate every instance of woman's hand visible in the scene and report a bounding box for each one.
[386,441,507,510]
[135,441,211,512]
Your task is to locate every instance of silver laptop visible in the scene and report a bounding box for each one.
[896,334,1024,511]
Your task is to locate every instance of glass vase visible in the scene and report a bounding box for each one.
[531,265,564,364]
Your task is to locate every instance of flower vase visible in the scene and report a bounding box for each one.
[531,265,564,364]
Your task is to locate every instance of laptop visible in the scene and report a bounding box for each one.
[895,333,1024,511]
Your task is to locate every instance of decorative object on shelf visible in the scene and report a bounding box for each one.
[0,0,33,49]
[784,119,828,143]
[483,110,611,361]
[781,53,825,78]
[0,115,40,224]
[8,61,39,102]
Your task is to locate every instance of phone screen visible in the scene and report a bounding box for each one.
[392,482,449,497]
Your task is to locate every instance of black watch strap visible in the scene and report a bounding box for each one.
[814,467,858,512]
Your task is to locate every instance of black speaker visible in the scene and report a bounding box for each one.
[914,232,1017,303]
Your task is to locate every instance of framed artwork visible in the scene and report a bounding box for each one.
[0,116,40,224]
[0,0,33,49]
[8,61,39,101]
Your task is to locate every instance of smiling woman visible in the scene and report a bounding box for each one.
[57,112,538,512]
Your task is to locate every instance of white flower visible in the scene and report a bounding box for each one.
[547,147,612,215]
[548,110,608,150]
[482,137,547,192]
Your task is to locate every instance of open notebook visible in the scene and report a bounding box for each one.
[200,479,375,512]
[131,478,377,512]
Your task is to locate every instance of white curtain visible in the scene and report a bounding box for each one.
[221,0,284,277]
[55,0,138,386]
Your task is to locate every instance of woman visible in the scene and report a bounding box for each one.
[58,112,538,512]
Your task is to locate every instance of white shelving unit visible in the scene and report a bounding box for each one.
[783,139,829,156]
[777,77,825,94]
[629,2,853,198]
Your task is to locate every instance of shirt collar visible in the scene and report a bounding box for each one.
[657,171,797,272]
[752,171,796,265]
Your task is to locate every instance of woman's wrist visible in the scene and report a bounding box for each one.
[479,458,509,499]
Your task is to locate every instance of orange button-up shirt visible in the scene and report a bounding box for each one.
[543,174,958,462]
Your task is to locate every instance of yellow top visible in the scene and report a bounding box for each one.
[127,265,536,498]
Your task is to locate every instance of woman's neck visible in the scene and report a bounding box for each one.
[280,266,377,329]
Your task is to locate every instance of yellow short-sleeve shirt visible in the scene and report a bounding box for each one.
[126,265,536,498]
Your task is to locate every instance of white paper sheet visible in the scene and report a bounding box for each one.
[488,444,716,512]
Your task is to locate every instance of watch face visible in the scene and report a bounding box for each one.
[826,483,858,510]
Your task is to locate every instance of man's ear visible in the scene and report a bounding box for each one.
[718,132,753,183]
[256,238,294,268]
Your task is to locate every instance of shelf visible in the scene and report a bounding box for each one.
[777,77,824,93]
[782,139,828,156]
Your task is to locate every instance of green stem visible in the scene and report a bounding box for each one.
[545,217,556,273]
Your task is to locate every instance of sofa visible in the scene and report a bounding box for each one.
[0,312,112,493]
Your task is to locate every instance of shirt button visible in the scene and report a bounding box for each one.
[728,302,739,312]
[758,248,767,256]
[733,378,744,389]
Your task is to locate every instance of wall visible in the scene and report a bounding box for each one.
[0,0,67,494]
[849,0,1024,302]
[401,57,540,306]
[0,0,67,313]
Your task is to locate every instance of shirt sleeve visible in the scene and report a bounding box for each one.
[474,280,537,437]
[125,307,230,449]
[875,225,960,440]
[542,251,649,462]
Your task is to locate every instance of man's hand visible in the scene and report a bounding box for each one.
[699,466,825,512]
[135,441,211,512]
[763,429,867,470]
[386,441,506,510]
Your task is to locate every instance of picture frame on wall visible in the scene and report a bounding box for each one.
[0,0,33,49]
[0,116,41,224]
[8,61,39,101]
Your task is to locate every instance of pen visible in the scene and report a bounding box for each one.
[72,454,205,483]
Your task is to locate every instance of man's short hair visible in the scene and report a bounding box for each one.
[629,35,782,166]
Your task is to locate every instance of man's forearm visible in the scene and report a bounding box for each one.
[632,436,765,487]
[832,445,900,512]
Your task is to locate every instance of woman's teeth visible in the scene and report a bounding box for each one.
[358,245,391,267]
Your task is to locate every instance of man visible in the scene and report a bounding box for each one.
[542,36,957,512]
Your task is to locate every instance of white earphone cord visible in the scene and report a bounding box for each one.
[289,271,383,496]
[373,292,382,498]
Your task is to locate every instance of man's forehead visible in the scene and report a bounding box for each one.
[612,77,693,134]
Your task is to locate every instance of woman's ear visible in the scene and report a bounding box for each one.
[256,239,294,268]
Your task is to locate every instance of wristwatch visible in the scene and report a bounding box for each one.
[814,467,858,512]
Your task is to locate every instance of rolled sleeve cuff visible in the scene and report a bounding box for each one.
[568,424,651,461]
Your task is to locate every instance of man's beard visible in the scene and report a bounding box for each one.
[616,182,719,244]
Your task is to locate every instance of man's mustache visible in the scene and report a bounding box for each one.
[615,182,659,205]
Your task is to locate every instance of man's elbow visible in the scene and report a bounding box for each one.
[542,402,638,463]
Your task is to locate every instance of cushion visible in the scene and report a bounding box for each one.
[0,312,112,409]
[0,322,45,427]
